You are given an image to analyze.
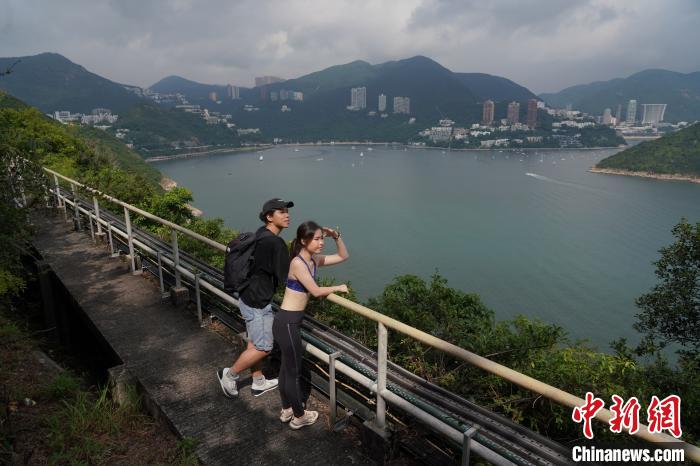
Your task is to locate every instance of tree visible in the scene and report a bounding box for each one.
[635,219,700,357]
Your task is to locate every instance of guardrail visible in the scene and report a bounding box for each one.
[42,166,700,464]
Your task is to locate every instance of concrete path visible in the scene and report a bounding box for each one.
[33,212,373,465]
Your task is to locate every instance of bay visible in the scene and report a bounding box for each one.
[155,146,700,350]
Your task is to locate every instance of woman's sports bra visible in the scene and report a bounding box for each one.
[285,256,317,293]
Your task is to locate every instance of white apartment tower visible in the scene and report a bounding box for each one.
[626,99,637,125]
[641,104,667,126]
[378,94,387,112]
[350,87,367,110]
[393,96,410,114]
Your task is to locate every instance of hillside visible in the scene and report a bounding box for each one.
[454,73,537,101]
[540,69,700,122]
[114,103,241,154]
[596,123,700,176]
[156,56,542,141]
[149,75,231,100]
[0,53,143,113]
[0,90,161,184]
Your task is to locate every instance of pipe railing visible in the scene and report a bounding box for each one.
[42,166,700,464]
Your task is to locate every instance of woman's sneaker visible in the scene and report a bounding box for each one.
[289,410,319,430]
[279,408,293,423]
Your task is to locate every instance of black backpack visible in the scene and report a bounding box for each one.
[223,229,269,294]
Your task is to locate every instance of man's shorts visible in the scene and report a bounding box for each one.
[238,298,274,352]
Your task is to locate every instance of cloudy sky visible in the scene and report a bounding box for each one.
[2,0,699,93]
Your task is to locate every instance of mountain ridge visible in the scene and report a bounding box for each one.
[539,69,700,122]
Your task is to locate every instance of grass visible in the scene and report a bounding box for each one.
[0,301,199,465]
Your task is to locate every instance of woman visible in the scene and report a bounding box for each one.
[274,220,349,429]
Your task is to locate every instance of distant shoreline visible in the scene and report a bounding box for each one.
[589,167,700,184]
[145,142,623,162]
[145,146,270,162]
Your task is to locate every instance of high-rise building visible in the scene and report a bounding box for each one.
[526,99,538,129]
[482,100,494,125]
[393,96,410,114]
[626,100,637,125]
[507,101,520,124]
[642,104,667,126]
[208,91,218,102]
[279,89,290,100]
[226,84,240,99]
[615,104,623,124]
[255,76,284,87]
[350,87,367,110]
[602,108,613,125]
[378,94,387,112]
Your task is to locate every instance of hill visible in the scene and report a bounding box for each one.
[149,75,231,100]
[0,53,143,113]
[453,73,537,101]
[157,56,540,141]
[113,103,241,155]
[595,123,700,177]
[0,89,161,183]
[540,69,700,122]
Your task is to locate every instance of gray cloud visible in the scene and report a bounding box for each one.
[0,0,698,93]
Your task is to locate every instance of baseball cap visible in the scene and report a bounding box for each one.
[259,198,294,221]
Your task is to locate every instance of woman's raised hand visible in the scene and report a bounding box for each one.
[322,227,339,239]
[335,284,349,293]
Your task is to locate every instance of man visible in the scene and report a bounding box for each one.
[217,198,293,397]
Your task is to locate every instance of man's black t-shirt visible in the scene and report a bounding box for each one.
[240,226,289,308]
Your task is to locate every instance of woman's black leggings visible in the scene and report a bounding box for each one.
[273,309,305,417]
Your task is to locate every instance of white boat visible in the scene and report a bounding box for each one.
[351,146,356,150]
[259,155,264,161]
[294,148,300,152]
[367,147,373,151]
[360,152,364,157]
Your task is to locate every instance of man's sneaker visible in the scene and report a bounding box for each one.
[217,368,238,398]
[251,377,278,397]
[289,410,319,430]
[280,408,293,423]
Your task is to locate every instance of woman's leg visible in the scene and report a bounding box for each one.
[286,319,305,418]
[272,315,291,410]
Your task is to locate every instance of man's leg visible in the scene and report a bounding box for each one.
[231,341,268,375]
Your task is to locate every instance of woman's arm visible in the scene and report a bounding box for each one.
[290,259,348,298]
[317,227,349,267]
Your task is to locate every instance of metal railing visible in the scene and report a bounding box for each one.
[42,166,700,464]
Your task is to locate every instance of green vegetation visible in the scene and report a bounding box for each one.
[633,219,700,356]
[597,123,700,175]
[0,308,198,465]
[316,272,699,443]
[113,103,241,156]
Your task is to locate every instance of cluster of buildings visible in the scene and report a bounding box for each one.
[482,98,541,129]
[599,100,668,128]
[347,87,411,115]
[49,108,119,126]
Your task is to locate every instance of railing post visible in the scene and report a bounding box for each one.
[157,250,167,297]
[53,174,62,208]
[124,206,136,273]
[462,426,480,466]
[88,206,95,242]
[171,229,182,288]
[107,222,119,257]
[195,272,203,325]
[329,351,343,430]
[93,196,103,235]
[376,322,388,430]
[71,183,81,230]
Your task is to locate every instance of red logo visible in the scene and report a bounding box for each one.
[572,392,605,439]
[647,395,682,438]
